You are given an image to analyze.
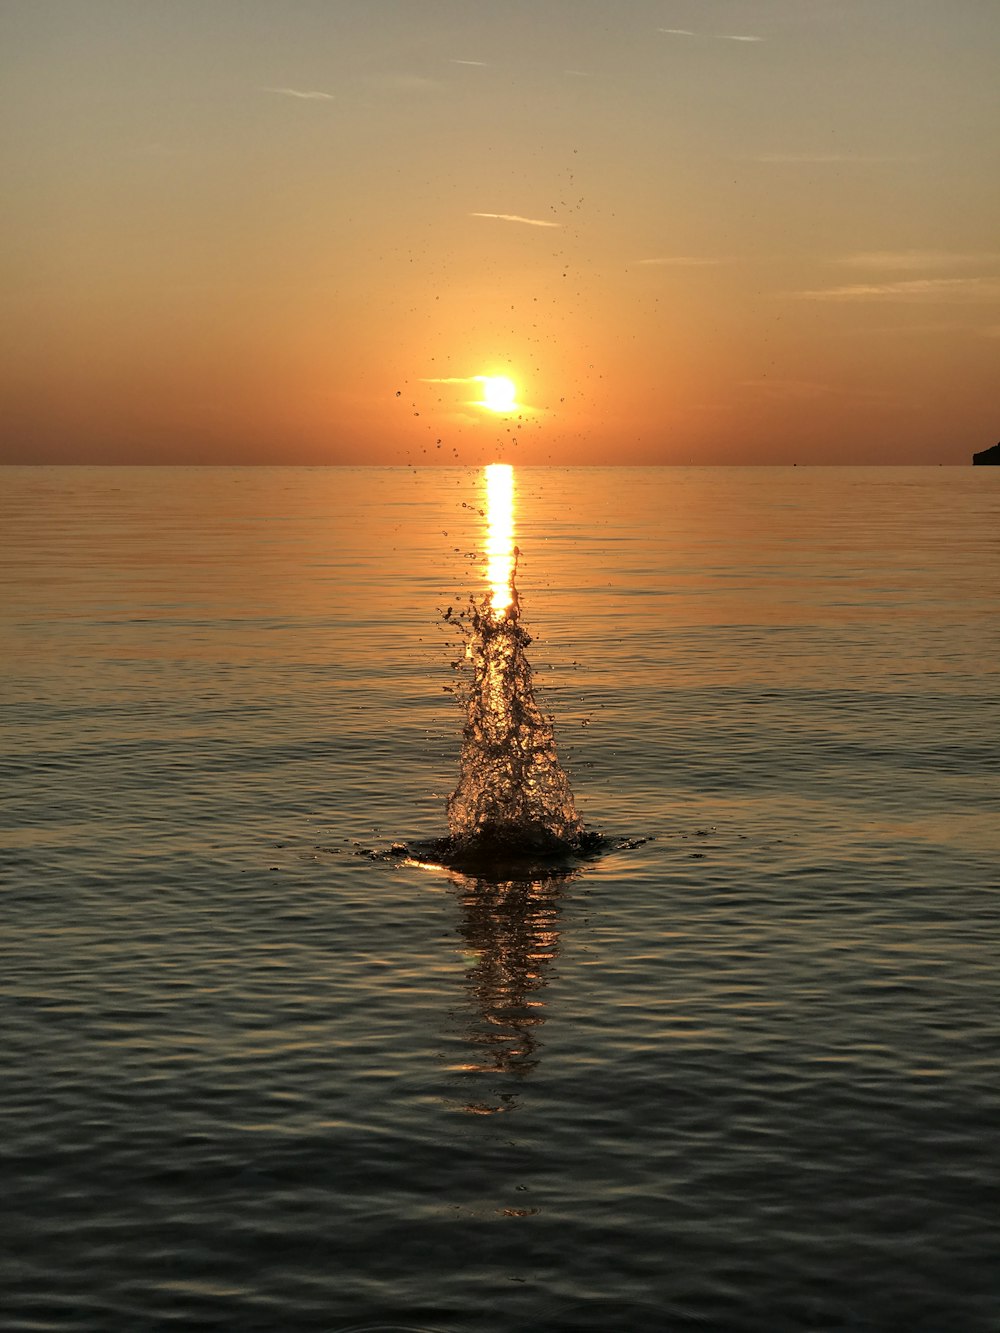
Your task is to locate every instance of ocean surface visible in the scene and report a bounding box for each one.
[2,465,998,1333]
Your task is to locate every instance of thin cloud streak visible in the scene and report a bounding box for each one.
[658,28,763,41]
[633,256,733,267]
[795,278,1000,302]
[470,212,561,228]
[264,86,335,101]
[837,250,1000,270]
[449,59,488,67]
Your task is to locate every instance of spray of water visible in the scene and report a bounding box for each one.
[353,464,614,875]
[446,467,583,858]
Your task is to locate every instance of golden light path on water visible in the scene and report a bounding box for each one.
[485,463,515,618]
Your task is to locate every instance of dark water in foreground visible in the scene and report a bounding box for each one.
[2,466,999,1332]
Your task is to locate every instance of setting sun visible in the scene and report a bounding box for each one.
[478,376,517,413]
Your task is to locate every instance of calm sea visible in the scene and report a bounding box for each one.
[2,466,998,1332]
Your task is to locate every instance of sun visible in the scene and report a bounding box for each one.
[478,375,517,413]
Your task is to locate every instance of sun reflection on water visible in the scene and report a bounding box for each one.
[485,463,515,619]
[450,873,569,1108]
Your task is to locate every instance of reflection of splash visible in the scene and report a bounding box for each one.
[451,871,572,1107]
[447,465,583,856]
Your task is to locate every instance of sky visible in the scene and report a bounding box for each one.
[1,0,998,466]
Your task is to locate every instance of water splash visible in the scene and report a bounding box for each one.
[446,466,584,860]
[342,464,632,876]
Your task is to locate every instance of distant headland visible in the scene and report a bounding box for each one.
[973,442,1000,465]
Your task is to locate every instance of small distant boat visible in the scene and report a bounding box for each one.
[972,441,1000,465]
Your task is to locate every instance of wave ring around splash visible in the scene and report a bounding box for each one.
[352,831,650,881]
[331,1324,449,1333]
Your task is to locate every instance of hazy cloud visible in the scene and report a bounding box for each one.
[753,153,918,164]
[796,278,1000,302]
[659,28,695,36]
[264,86,335,101]
[743,378,900,407]
[633,256,732,267]
[470,212,561,228]
[837,250,1000,270]
[449,59,488,67]
[366,73,443,94]
[721,34,764,42]
[743,378,832,402]
[860,320,986,336]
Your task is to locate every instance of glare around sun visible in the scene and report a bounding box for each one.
[479,376,517,413]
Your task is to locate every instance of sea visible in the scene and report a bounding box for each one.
[2,465,998,1333]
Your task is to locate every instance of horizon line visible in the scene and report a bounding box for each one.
[0,461,972,469]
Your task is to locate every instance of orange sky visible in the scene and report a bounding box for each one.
[2,0,998,465]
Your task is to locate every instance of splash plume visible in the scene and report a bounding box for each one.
[446,466,582,856]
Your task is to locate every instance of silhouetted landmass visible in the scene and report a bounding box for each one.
[973,441,1000,465]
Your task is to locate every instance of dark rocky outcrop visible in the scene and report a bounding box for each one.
[973,441,1000,465]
